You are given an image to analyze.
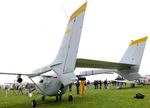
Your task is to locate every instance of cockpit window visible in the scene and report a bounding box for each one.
[39,76,52,83]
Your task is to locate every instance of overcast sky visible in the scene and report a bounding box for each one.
[0,0,150,83]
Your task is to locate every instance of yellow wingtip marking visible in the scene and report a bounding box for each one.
[129,36,148,46]
[69,2,87,23]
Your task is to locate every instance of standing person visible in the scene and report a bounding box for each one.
[4,85,9,97]
[99,80,102,89]
[96,80,99,89]
[87,80,90,89]
[18,83,23,95]
[84,81,87,91]
[12,83,16,95]
[104,79,108,89]
[25,83,30,96]
[94,80,96,89]
[75,80,80,95]
[69,83,72,92]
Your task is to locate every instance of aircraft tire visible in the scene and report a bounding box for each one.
[68,95,73,101]
[32,99,37,107]
[42,96,45,101]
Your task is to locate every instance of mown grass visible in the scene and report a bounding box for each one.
[0,84,150,108]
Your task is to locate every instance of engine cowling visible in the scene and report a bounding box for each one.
[17,77,23,83]
[17,75,23,83]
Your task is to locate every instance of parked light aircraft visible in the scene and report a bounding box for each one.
[0,1,148,107]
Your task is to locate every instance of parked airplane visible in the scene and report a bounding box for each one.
[0,1,148,107]
[138,75,150,85]
[78,36,148,87]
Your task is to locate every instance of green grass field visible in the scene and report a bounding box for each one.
[0,84,150,108]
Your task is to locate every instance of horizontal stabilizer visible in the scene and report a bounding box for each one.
[76,58,136,69]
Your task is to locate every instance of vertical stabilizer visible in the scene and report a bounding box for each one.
[51,2,87,86]
[118,36,148,80]
[120,36,148,65]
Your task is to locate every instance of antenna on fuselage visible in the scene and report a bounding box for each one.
[58,0,69,21]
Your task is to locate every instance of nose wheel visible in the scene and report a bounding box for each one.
[31,99,37,107]
[42,96,45,101]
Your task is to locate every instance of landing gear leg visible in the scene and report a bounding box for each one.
[56,94,62,101]
[59,94,62,101]
[56,84,64,101]
[56,95,58,101]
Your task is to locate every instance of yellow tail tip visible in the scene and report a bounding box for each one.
[69,2,87,23]
[129,36,148,46]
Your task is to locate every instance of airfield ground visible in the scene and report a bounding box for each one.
[0,84,150,108]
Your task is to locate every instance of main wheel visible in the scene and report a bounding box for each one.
[68,95,73,101]
[42,96,45,101]
[32,99,37,107]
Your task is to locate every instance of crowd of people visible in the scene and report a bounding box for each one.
[2,79,126,97]
[3,82,32,96]
[69,79,111,95]
[93,79,108,89]
[71,79,126,94]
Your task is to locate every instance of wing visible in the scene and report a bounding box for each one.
[0,65,52,77]
[76,58,136,69]
[0,72,32,76]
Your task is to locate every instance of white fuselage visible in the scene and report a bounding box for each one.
[35,75,67,96]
